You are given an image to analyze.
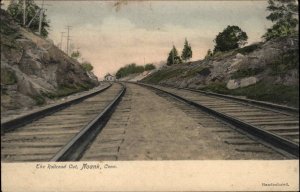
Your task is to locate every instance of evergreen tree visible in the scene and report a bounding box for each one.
[167,46,182,65]
[263,0,298,41]
[181,38,192,62]
[7,0,50,37]
[205,49,213,59]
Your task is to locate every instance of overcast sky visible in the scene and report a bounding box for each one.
[3,1,272,78]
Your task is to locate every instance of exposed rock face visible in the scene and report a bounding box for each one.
[143,37,298,90]
[1,9,99,113]
[240,76,258,88]
[142,35,298,106]
[227,76,258,89]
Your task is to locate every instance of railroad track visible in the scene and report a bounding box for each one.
[1,83,126,162]
[137,83,299,158]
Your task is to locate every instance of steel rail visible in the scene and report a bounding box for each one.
[152,83,299,115]
[50,83,126,161]
[1,83,112,133]
[138,83,299,158]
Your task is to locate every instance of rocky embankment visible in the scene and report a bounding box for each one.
[142,36,299,107]
[1,9,99,115]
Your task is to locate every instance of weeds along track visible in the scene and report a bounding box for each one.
[139,83,299,158]
[1,83,125,162]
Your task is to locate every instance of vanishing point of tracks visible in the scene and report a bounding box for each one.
[1,82,299,162]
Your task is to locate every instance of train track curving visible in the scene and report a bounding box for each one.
[1,83,126,162]
[138,83,299,158]
[1,81,298,161]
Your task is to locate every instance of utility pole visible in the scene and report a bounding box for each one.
[23,0,26,26]
[66,26,72,55]
[60,32,65,51]
[38,0,45,35]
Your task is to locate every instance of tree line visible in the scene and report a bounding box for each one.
[116,63,156,79]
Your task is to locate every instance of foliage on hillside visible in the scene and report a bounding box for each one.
[7,0,50,37]
[263,0,298,41]
[167,46,182,65]
[181,38,192,62]
[81,61,94,72]
[116,63,156,79]
[213,25,248,53]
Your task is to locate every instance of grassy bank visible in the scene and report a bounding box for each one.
[201,82,299,107]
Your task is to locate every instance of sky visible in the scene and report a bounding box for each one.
[3,0,272,78]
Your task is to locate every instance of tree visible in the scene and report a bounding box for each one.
[144,63,156,71]
[167,46,182,65]
[213,25,248,52]
[263,0,298,41]
[71,50,81,60]
[205,49,213,59]
[116,63,145,79]
[181,38,192,62]
[7,0,50,37]
[81,61,94,72]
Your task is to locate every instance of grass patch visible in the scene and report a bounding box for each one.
[269,49,299,76]
[142,68,185,84]
[230,82,299,107]
[182,66,211,78]
[199,81,298,107]
[32,95,46,106]
[1,68,17,85]
[231,68,264,79]
[200,83,229,94]
[42,83,92,99]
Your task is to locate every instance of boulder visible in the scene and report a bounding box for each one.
[227,79,240,89]
[240,76,258,88]
[236,53,245,59]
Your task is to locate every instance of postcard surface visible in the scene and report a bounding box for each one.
[1,0,299,191]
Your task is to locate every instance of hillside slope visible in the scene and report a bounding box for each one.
[1,9,99,113]
[142,36,299,107]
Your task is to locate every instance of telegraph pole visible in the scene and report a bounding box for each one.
[60,32,65,51]
[66,26,72,55]
[23,0,26,25]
